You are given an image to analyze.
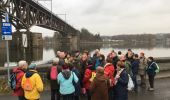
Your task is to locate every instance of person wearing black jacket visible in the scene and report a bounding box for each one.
[47,58,62,100]
[146,57,158,91]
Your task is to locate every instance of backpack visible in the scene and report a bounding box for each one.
[9,72,17,90]
[153,62,160,73]
[23,78,33,91]
[50,66,58,80]
[89,71,96,82]
[148,62,160,73]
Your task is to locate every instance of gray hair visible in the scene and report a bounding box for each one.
[18,60,27,67]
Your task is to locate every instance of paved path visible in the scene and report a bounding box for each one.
[1,78,170,100]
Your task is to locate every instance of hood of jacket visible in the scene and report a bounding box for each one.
[62,70,71,79]
[13,67,25,73]
[25,70,37,78]
[95,75,108,82]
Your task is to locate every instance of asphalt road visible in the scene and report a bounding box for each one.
[1,78,170,100]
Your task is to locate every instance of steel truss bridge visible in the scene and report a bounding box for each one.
[0,0,77,35]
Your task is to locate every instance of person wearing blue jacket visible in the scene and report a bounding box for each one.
[115,61,129,100]
[131,54,140,92]
[57,65,78,100]
[146,57,158,91]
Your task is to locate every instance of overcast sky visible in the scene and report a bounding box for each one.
[31,0,170,36]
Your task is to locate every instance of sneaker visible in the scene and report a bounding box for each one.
[148,88,154,91]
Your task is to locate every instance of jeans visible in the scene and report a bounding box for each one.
[148,74,155,88]
[51,89,60,100]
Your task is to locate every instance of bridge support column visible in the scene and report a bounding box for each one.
[69,34,79,51]
[10,31,43,64]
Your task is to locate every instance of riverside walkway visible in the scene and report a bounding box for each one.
[0,78,170,100]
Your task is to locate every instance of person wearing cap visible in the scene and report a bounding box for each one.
[138,52,147,87]
[57,64,78,100]
[90,67,110,100]
[12,60,28,100]
[47,58,62,100]
[21,63,43,100]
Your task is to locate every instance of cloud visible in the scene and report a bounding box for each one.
[32,0,170,36]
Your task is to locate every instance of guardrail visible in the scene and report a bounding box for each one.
[0,57,170,76]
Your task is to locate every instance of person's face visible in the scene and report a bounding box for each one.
[69,56,74,62]
[116,65,121,71]
[75,52,80,56]
[67,54,71,59]
[140,53,144,58]
[21,64,27,70]
[99,56,103,60]
[128,52,133,58]
[96,52,100,57]
[82,54,88,61]
[147,58,151,62]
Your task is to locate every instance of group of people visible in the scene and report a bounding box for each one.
[11,49,159,100]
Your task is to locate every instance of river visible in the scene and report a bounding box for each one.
[0,43,170,67]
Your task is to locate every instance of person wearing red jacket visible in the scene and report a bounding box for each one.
[104,57,115,100]
[13,60,28,100]
[83,60,96,100]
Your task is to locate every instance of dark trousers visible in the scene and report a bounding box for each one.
[51,89,60,100]
[86,89,91,100]
[109,87,116,100]
[132,74,138,91]
[140,75,146,86]
[62,93,74,100]
[148,74,155,88]
[74,95,79,100]
[18,96,25,100]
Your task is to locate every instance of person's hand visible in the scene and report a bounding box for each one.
[115,75,120,79]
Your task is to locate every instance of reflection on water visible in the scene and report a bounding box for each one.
[0,43,170,66]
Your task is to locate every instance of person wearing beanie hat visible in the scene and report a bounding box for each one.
[21,63,43,100]
[90,67,110,100]
[28,63,36,69]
